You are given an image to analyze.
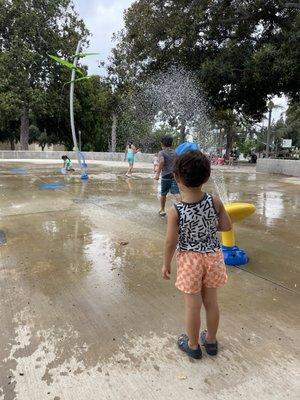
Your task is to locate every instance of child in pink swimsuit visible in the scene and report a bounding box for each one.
[162,150,232,359]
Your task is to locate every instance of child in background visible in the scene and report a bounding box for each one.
[124,141,139,177]
[61,155,74,172]
[162,150,232,359]
[155,136,180,216]
[153,153,159,173]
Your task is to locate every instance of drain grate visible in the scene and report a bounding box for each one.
[73,196,104,204]
[10,168,27,174]
[0,230,7,245]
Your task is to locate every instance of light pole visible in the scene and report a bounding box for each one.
[266,100,274,157]
[79,130,82,151]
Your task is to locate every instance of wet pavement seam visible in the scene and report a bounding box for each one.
[0,208,80,219]
[235,266,299,294]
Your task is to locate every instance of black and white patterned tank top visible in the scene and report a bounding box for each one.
[175,193,221,253]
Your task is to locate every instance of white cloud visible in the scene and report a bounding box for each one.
[73,0,134,75]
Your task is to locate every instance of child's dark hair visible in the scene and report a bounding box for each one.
[173,150,211,187]
[161,135,173,147]
[61,155,70,161]
[128,140,133,148]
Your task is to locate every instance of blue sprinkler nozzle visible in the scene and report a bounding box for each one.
[222,245,249,266]
[80,173,89,180]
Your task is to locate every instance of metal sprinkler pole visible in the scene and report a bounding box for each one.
[70,40,83,170]
[266,100,274,158]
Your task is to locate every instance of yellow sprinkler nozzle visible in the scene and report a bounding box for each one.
[224,202,256,223]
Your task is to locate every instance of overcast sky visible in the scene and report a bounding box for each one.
[72,0,287,121]
[73,0,134,75]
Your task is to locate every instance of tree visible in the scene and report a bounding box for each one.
[0,0,89,149]
[285,101,300,147]
[0,92,20,148]
[132,67,210,143]
[116,106,153,152]
[111,0,299,125]
[269,101,300,150]
[29,125,55,150]
[75,76,112,151]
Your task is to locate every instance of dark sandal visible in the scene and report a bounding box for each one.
[177,334,202,359]
[200,330,218,355]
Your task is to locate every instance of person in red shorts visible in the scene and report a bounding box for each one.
[162,150,232,359]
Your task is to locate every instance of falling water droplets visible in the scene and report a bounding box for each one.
[131,66,229,201]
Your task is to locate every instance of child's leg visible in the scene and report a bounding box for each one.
[184,292,202,349]
[201,287,219,343]
[126,162,133,174]
[160,194,166,211]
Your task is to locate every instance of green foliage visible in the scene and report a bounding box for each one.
[75,76,112,151]
[272,101,300,148]
[116,107,152,152]
[65,76,91,85]
[285,101,300,147]
[48,54,84,76]
[236,138,256,158]
[0,0,89,149]
[111,0,299,123]
[149,125,180,152]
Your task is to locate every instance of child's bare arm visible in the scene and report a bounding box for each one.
[162,206,178,279]
[155,156,164,180]
[213,195,232,231]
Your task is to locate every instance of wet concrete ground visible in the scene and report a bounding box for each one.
[0,161,299,400]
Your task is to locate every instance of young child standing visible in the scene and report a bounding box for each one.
[162,150,232,359]
[155,136,180,216]
[124,141,139,177]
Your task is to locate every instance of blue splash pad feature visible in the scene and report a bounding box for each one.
[222,245,249,266]
[39,183,65,190]
[10,168,27,174]
[176,142,200,155]
[80,173,89,180]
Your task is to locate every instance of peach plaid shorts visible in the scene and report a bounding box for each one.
[175,251,227,294]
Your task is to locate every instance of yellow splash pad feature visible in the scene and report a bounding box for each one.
[224,203,256,223]
[221,203,256,247]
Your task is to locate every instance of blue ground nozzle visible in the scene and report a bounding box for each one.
[78,152,88,180]
[39,183,65,190]
[222,245,249,266]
